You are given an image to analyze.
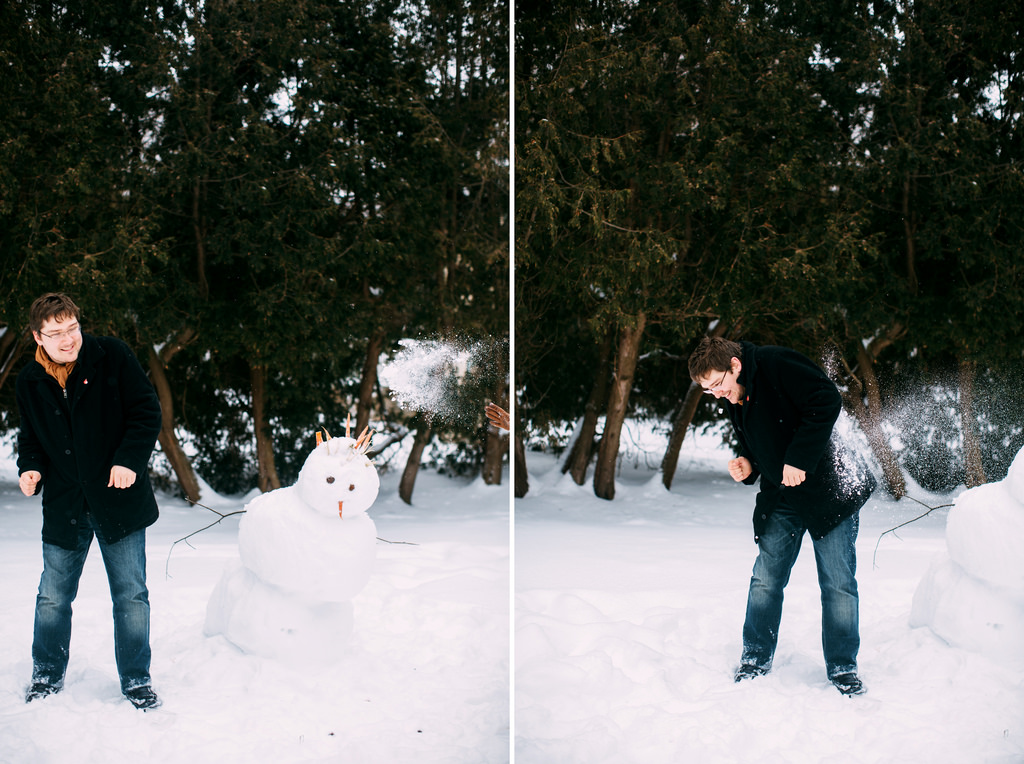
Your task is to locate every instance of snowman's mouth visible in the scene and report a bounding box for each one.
[338,501,344,519]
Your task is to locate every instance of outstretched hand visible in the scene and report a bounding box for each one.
[485,403,510,432]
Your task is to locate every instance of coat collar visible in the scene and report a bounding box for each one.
[75,333,104,373]
[736,341,758,403]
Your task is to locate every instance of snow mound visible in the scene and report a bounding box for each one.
[910,445,1024,665]
[1006,445,1024,504]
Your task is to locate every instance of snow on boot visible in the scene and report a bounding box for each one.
[831,672,865,696]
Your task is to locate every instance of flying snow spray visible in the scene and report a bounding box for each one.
[379,337,507,426]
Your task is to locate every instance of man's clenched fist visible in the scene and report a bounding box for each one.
[19,470,41,497]
[108,465,137,489]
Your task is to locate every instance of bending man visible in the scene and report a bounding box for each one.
[688,337,875,696]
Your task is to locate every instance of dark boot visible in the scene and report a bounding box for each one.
[25,680,62,703]
[124,685,162,710]
[734,663,769,682]
[830,672,866,696]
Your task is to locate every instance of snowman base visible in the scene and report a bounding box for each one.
[910,557,1024,666]
[909,446,1024,668]
[205,564,355,665]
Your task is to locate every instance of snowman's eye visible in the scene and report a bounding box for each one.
[326,476,335,484]
[348,484,356,491]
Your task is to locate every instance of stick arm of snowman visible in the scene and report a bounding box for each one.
[872,494,954,569]
[166,498,247,579]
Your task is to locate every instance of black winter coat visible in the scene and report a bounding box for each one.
[726,342,875,543]
[17,333,162,549]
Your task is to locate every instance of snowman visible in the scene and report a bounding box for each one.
[910,445,1024,666]
[205,423,380,663]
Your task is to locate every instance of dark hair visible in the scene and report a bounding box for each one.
[688,336,742,382]
[29,293,81,334]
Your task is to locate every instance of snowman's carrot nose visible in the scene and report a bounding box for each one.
[338,501,344,519]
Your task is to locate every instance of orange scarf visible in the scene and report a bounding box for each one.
[35,345,75,390]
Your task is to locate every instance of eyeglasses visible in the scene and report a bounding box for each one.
[39,324,81,341]
[702,370,729,395]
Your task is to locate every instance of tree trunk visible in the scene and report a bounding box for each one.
[0,328,31,396]
[356,328,385,435]
[562,329,613,485]
[480,332,510,483]
[661,381,704,490]
[661,321,729,489]
[847,346,906,499]
[593,314,647,500]
[482,380,509,486]
[251,363,281,493]
[0,326,16,369]
[482,425,507,485]
[959,359,986,487]
[399,420,432,504]
[147,345,201,501]
[514,429,529,498]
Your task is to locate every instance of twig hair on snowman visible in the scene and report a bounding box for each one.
[306,418,379,520]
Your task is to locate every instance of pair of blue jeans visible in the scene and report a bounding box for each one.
[740,504,860,679]
[32,515,152,693]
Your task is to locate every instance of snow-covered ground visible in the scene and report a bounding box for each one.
[515,426,1024,764]
[0,441,510,764]
[4,417,1022,764]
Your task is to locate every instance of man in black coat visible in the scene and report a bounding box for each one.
[688,337,875,696]
[16,293,163,710]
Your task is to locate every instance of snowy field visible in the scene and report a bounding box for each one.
[0,441,510,764]
[515,425,1024,764]
[3,415,1022,764]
